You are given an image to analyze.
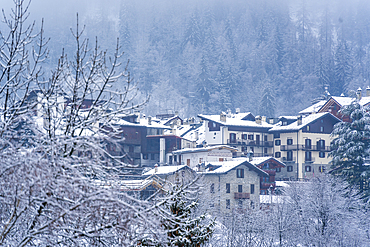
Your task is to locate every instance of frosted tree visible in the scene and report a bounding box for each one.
[0,1,161,246]
[258,82,276,118]
[330,101,370,199]
[139,176,215,247]
[284,176,367,246]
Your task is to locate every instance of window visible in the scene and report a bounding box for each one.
[248,134,254,140]
[319,151,325,158]
[320,126,324,132]
[305,166,311,172]
[264,135,268,141]
[238,185,243,193]
[264,148,268,153]
[168,155,172,164]
[237,169,244,178]
[226,199,230,209]
[251,184,255,194]
[275,140,281,146]
[242,134,248,140]
[143,153,148,160]
[199,158,203,163]
[275,152,281,158]
[274,133,280,138]
[174,155,177,162]
[287,139,293,145]
[219,158,224,162]
[307,125,310,131]
[187,159,190,166]
[287,151,293,161]
[210,183,215,193]
[276,167,281,172]
[287,166,293,172]
[305,151,312,161]
[318,140,326,150]
[305,138,311,149]
[319,166,326,173]
[151,154,155,160]
[229,133,236,143]
[226,183,230,193]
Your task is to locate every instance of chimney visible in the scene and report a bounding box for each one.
[175,111,179,116]
[261,116,266,123]
[367,86,370,97]
[227,109,232,117]
[297,115,302,125]
[357,87,362,100]
[235,108,240,114]
[220,112,226,122]
[255,115,262,124]
[148,116,152,125]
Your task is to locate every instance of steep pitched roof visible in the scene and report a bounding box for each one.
[248,157,286,167]
[201,158,268,177]
[142,165,192,176]
[198,114,272,128]
[299,100,327,115]
[269,112,340,132]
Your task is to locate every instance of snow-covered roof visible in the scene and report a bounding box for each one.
[269,112,340,132]
[248,157,286,167]
[278,116,298,120]
[329,96,370,108]
[142,165,190,176]
[299,100,327,115]
[200,158,268,177]
[111,118,170,129]
[275,181,290,187]
[172,145,238,155]
[198,114,273,128]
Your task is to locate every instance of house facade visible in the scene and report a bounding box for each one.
[269,112,340,181]
[249,157,286,195]
[198,111,274,158]
[200,158,268,212]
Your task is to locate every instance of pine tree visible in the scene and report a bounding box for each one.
[163,185,214,247]
[259,83,276,118]
[330,101,370,199]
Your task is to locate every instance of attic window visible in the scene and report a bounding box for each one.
[307,125,310,131]
[282,121,288,126]
[237,169,244,178]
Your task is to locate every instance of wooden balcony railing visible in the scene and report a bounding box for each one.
[234,192,250,199]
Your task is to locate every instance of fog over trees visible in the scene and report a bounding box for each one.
[4,0,370,117]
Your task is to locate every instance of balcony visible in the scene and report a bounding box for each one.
[280,145,331,151]
[234,192,250,199]
[227,139,273,147]
[261,182,275,189]
[264,169,276,176]
[253,153,273,158]
[282,157,296,163]
[304,157,315,163]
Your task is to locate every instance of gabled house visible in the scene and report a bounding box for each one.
[300,87,370,122]
[199,158,269,212]
[269,112,341,181]
[249,157,286,195]
[198,110,274,158]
